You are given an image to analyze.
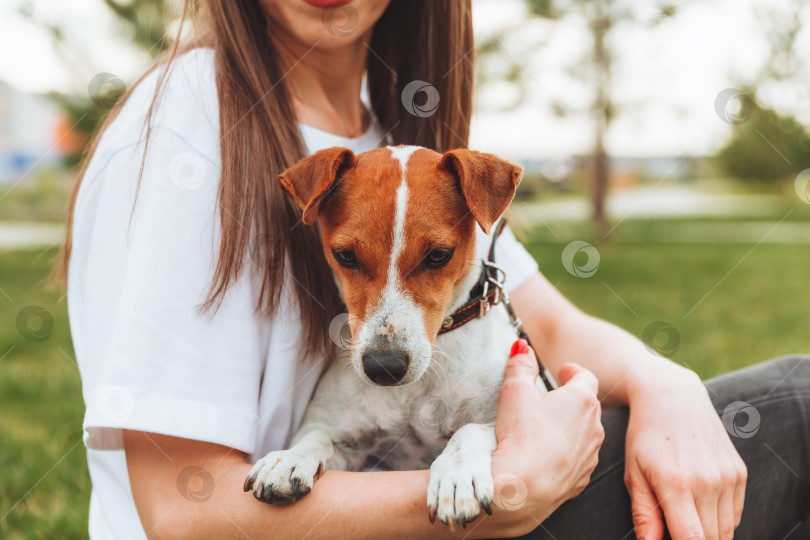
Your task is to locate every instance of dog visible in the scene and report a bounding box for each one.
[244,145,552,528]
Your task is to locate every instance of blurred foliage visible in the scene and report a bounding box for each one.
[716,105,810,183]
[101,0,177,56]
[46,0,179,165]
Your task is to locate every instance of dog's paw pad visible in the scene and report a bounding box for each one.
[245,450,322,505]
[427,453,494,529]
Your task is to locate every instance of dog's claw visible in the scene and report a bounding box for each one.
[428,506,437,524]
[426,445,494,529]
[246,449,323,505]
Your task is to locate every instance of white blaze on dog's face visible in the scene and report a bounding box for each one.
[279,145,521,386]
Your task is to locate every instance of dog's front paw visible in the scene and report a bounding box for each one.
[426,449,494,529]
[243,450,324,505]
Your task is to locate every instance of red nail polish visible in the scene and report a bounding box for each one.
[510,338,529,357]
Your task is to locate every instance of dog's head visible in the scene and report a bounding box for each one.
[279,145,521,386]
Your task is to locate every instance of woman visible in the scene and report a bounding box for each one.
[62,0,809,538]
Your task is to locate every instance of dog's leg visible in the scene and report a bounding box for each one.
[244,427,337,505]
[427,422,496,529]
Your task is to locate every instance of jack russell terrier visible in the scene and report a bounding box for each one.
[244,145,556,528]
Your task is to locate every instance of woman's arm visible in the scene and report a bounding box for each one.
[124,430,472,540]
[122,344,604,540]
[510,272,695,406]
[124,430,474,540]
[511,272,747,540]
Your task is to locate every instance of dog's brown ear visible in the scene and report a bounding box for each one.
[278,147,356,224]
[439,148,522,234]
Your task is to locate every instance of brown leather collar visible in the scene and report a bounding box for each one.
[437,219,557,392]
[438,219,510,337]
[438,283,500,334]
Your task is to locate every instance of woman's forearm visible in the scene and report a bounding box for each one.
[123,430,517,540]
[511,273,696,407]
[539,311,694,406]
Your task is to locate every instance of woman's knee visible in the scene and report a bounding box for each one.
[706,355,810,407]
[769,354,810,377]
[760,355,810,395]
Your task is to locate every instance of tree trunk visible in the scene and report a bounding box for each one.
[591,1,610,239]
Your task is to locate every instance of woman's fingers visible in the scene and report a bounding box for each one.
[732,459,747,529]
[659,487,705,540]
[556,362,579,385]
[716,486,736,540]
[496,340,540,438]
[502,339,539,385]
[696,494,720,540]
[626,470,665,540]
[557,362,599,396]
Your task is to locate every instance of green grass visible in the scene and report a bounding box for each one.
[1,216,809,536]
[0,248,88,539]
[0,168,72,223]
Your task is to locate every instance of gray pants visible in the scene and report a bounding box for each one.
[517,356,810,540]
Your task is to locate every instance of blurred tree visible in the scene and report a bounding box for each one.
[716,105,810,182]
[99,0,178,56]
[477,0,677,238]
[716,0,810,184]
[34,0,181,165]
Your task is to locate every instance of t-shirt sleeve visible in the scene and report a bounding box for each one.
[71,50,266,455]
[76,126,266,455]
[475,222,539,293]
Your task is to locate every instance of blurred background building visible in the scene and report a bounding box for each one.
[0,80,63,183]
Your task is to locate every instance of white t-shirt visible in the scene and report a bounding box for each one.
[68,47,539,539]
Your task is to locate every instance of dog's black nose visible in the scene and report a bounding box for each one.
[361,350,409,386]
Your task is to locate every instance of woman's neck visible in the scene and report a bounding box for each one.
[272,27,372,138]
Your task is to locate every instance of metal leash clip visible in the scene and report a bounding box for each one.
[479,260,506,317]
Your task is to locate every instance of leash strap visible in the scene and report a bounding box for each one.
[438,218,558,392]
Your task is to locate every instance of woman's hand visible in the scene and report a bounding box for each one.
[490,339,605,536]
[624,365,747,540]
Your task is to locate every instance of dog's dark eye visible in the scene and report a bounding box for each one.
[425,248,454,269]
[331,248,358,269]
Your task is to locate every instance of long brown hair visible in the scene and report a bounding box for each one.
[59,0,474,358]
